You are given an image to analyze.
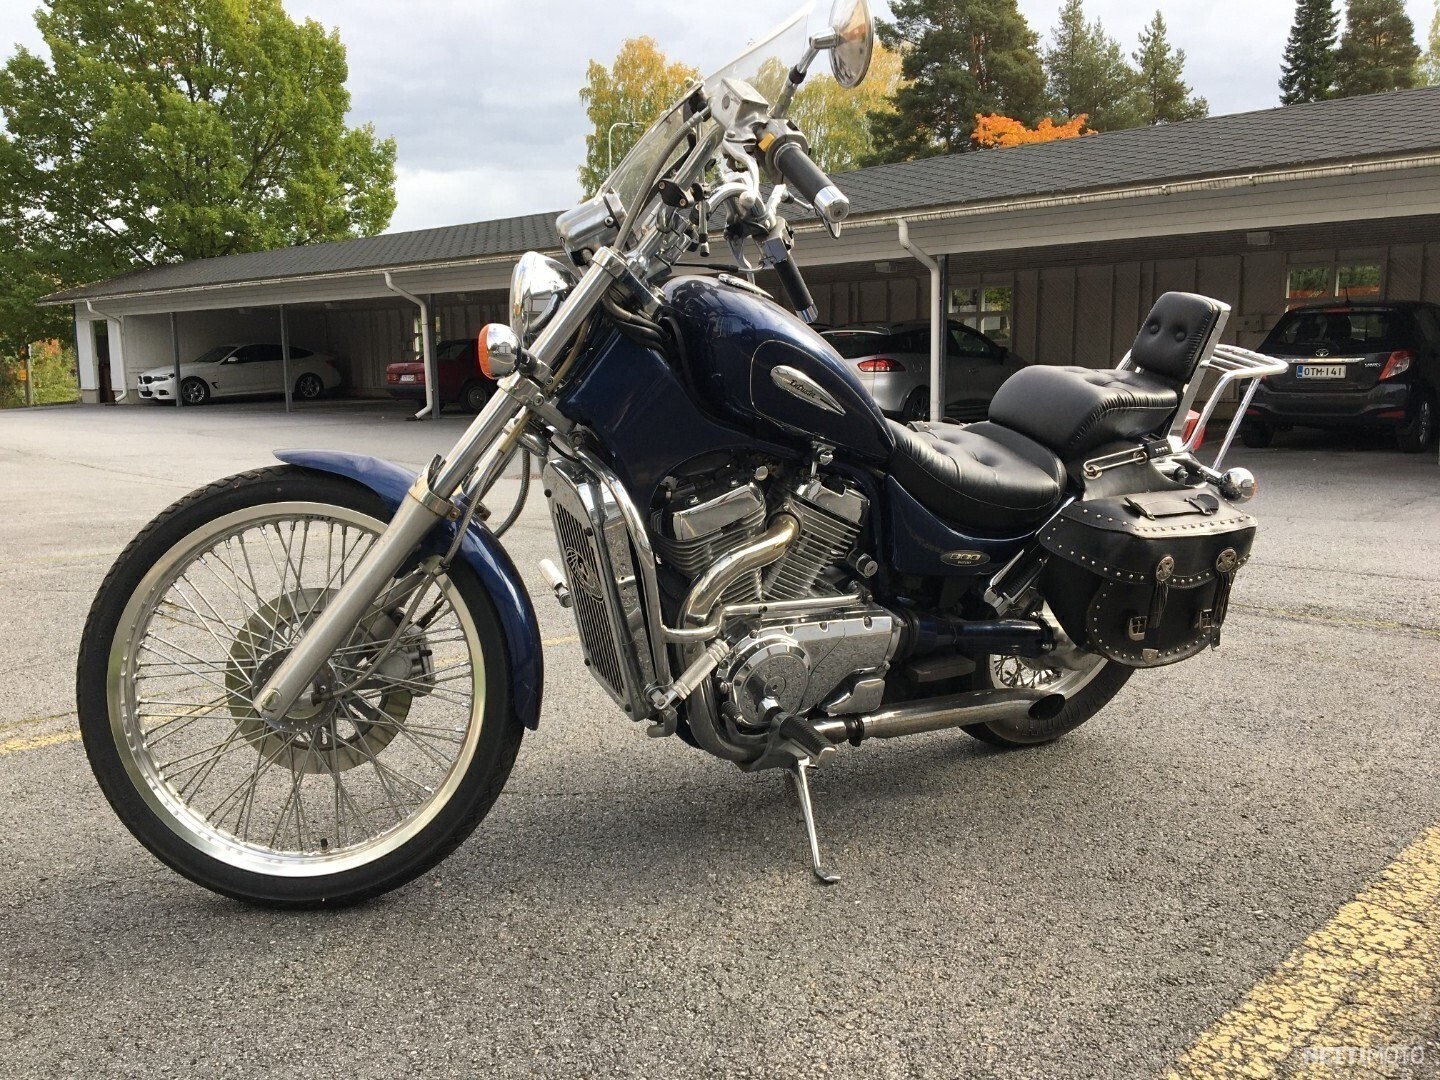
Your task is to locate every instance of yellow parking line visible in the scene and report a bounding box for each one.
[1166,824,1440,1078]
[0,729,82,756]
[0,639,580,758]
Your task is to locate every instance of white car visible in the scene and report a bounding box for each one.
[137,343,342,405]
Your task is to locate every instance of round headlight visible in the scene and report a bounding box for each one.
[510,251,578,344]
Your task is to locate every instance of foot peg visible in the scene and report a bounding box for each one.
[788,759,840,884]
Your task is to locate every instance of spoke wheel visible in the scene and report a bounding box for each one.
[294,373,324,401]
[963,605,1131,748]
[78,467,523,907]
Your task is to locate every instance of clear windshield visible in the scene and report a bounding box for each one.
[600,4,813,215]
[192,345,234,364]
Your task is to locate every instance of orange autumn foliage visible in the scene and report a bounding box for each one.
[971,113,1091,149]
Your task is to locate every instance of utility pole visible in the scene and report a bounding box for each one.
[22,344,33,407]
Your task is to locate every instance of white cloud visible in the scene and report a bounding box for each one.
[3,0,1437,235]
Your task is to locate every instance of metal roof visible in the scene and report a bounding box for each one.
[43,85,1440,306]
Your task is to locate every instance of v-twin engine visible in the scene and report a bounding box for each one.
[654,473,897,728]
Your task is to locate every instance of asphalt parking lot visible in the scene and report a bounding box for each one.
[1,402,1437,1079]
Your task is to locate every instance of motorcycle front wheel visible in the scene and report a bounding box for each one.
[76,466,523,908]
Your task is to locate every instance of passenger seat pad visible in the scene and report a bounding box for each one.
[886,419,1066,535]
[988,366,1178,459]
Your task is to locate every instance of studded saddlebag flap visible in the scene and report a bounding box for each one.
[1036,487,1256,668]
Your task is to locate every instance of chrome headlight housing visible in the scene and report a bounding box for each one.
[510,251,578,344]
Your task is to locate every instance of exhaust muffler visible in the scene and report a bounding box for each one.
[814,688,1066,744]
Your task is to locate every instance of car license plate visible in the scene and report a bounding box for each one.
[399,374,417,383]
[1296,364,1345,379]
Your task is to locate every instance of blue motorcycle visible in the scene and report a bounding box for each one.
[76,1,1280,904]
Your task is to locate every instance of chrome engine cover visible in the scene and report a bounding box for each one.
[718,608,898,728]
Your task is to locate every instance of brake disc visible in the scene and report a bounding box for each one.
[223,588,430,774]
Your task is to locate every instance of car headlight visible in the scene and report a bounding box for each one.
[510,251,577,345]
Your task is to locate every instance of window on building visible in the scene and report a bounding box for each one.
[950,285,1013,346]
[1285,263,1383,307]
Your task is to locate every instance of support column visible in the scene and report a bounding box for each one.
[169,311,183,407]
[898,220,945,422]
[279,304,292,414]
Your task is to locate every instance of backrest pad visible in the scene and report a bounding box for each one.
[1130,292,1226,388]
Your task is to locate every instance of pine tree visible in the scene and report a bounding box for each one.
[1132,12,1208,124]
[1279,0,1340,103]
[1423,1,1440,84]
[1044,0,1143,130]
[1335,0,1420,96]
[866,0,1047,164]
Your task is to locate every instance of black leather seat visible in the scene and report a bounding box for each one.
[987,292,1225,459]
[887,419,1067,534]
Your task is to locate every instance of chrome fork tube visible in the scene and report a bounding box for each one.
[252,248,622,724]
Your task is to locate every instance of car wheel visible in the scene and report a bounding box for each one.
[900,388,929,423]
[462,381,492,413]
[294,373,325,401]
[180,377,210,406]
[1240,421,1273,449]
[1397,391,1435,453]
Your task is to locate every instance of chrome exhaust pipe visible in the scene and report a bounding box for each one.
[814,688,1066,744]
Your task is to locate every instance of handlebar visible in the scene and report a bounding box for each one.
[760,126,850,227]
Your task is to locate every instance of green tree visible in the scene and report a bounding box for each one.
[866,0,1047,164]
[1423,2,1440,84]
[0,0,395,351]
[1335,0,1420,96]
[577,37,698,197]
[1132,12,1208,124]
[787,41,905,174]
[1043,0,1143,131]
[1279,0,1341,103]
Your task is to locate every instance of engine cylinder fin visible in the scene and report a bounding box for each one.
[763,498,860,601]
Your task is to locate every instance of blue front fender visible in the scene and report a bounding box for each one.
[275,450,543,729]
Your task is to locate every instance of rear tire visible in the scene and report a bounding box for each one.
[1240,421,1273,449]
[294,373,325,401]
[963,654,1131,747]
[76,465,524,907]
[1397,391,1435,453]
[900,388,929,423]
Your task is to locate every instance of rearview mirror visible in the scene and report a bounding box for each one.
[826,0,873,89]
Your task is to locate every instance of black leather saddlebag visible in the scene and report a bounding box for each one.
[1037,487,1256,668]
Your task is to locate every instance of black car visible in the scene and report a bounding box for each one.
[1244,302,1440,452]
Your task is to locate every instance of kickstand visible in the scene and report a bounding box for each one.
[788,759,840,884]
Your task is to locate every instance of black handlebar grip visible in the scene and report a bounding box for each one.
[772,255,818,324]
[771,141,850,224]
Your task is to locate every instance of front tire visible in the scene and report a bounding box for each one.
[963,652,1131,747]
[76,466,523,907]
[180,377,210,406]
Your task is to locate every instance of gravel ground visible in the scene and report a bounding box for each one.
[1,403,1437,1078]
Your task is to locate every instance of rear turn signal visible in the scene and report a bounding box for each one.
[1379,349,1414,380]
[858,357,904,372]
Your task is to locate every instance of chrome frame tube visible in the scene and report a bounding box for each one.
[253,250,622,724]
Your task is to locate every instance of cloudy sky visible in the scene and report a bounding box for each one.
[2,0,1436,234]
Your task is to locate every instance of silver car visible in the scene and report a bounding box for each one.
[823,320,1028,422]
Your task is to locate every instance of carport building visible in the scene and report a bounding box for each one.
[42,86,1440,410]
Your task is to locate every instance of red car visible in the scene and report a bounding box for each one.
[385,338,494,412]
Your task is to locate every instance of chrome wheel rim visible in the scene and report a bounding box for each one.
[989,652,1104,696]
[106,502,486,876]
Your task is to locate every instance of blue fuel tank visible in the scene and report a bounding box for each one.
[663,277,895,464]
